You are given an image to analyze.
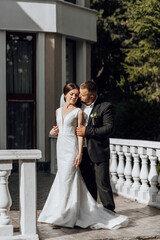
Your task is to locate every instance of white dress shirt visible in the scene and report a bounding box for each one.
[81,97,97,147]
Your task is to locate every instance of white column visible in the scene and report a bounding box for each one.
[157,150,160,205]
[147,149,158,201]
[0,31,6,149]
[76,40,87,86]
[139,155,149,189]
[138,154,149,203]
[116,150,125,194]
[19,160,38,237]
[0,161,13,236]
[123,152,132,196]
[36,33,45,162]
[110,149,118,192]
[148,156,158,204]
[130,153,140,199]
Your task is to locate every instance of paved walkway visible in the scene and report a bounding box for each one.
[9,172,160,240]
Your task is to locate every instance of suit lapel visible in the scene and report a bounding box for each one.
[87,98,100,125]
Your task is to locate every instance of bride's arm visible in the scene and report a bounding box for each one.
[75,109,83,168]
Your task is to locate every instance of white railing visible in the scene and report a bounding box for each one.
[0,150,42,240]
[110,138,160,208]
[49,136,160,207]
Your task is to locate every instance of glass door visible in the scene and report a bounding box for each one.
[6,33,36,149]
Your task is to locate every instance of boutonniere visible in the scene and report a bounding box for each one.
[90,112,99,118]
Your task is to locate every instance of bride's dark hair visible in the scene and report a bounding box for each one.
[63,83,79,98]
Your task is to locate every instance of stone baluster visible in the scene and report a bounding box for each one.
[158,168,160,189]
[130,147,140,199]
[139,154,149,191]
[123,152,132,196]
[116,146,125,194]
[148,154,158,205]
[0,161,13,236]
[110,146,118,192]
[138,154,149,203]
[157,150,160,205]
[157,150,160,188]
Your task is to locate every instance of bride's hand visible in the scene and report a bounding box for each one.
[49,126,59,136]
[75,154,82,168]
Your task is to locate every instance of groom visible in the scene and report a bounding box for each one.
[76,80,115,212]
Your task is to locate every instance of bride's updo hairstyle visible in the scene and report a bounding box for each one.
[63,83,79,101]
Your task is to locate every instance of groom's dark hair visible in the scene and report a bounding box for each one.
[80,80,97,96]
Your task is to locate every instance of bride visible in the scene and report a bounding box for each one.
[38,83,128,229]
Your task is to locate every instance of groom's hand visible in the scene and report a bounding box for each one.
[76,124,85,137]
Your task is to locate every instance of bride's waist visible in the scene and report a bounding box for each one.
[58,132,76,137]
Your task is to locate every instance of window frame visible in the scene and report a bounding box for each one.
[6,32,37,149]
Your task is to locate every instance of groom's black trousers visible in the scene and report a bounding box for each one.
[80,147,115,211]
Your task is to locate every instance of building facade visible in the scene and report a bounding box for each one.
[0,0,97,161]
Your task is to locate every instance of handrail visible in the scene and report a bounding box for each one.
[110,138,160,149]
[110,138,160,207]
[0,149,42,240]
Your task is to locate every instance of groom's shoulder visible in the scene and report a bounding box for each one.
[96,98,114,116]
[96,97,112,108]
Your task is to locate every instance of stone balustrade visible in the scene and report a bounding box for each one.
[0,150,42,240]
[50,136,160,207]
[110,138,160,207]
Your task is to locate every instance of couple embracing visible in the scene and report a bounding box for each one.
[38,80,128,230]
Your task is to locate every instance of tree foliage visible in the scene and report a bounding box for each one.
[90,0,160,140]
[120,0,160,101]
[113,97,160,140]
[91,0,160,101]
[90,0,129,94]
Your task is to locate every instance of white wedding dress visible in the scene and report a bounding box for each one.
[38,107,128,229]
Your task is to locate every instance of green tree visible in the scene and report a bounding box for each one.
[121,0,160,101]
[91,0,160,140]
[90,0,129,95]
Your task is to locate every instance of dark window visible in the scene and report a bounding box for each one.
[66,39,76,83]
[6,33,36,149]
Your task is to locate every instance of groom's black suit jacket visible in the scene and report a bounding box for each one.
[84,98,114,164]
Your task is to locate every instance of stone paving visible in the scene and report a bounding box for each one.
[9,172,160,240]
